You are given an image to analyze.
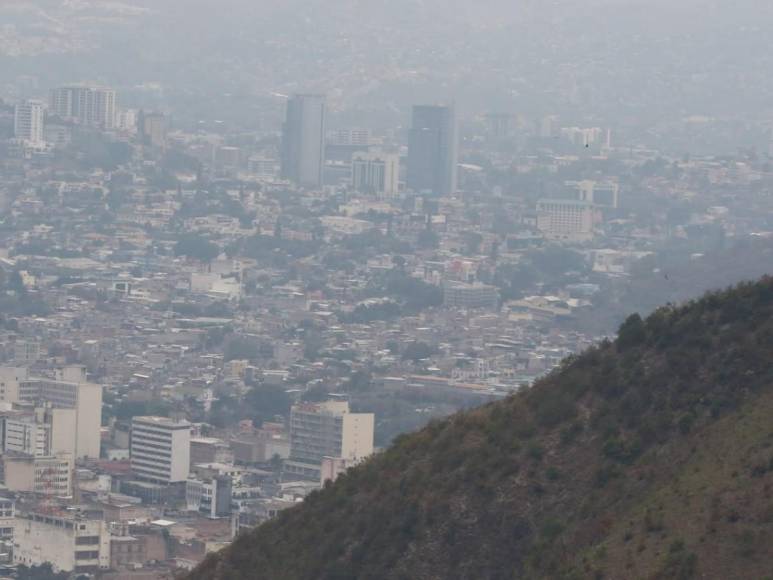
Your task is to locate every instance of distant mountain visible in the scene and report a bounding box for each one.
[189,276,773,579]
[3,0,773,124]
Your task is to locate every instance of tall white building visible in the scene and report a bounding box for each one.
[50,85,116,129]
[15,366,101,460]
[352,150,400,197]
[285,401,374,480]
[130,416,191,485]
[0,406,77,458]
[2,414,50,457]
[13,512,110,574]
[14,100,45,144]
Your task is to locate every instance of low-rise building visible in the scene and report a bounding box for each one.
[443,282,499,310]
[13,511,110,574]
[536,199,595,242]
[3,453,73,497]
[185,475,233,519]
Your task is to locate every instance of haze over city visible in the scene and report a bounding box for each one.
[0,1,772,578]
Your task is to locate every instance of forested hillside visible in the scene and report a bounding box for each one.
[189,277,773,579]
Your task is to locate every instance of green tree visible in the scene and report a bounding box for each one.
[416,228,439,250]
[343,371,373,392]
[462,231,483,256]
[16,563,69,580]
[618,313,647,350]
[244,383,292,424]
[385,340,400,354]
[174,235,220,262]
[402,341,437,362]
[224,336,262,361]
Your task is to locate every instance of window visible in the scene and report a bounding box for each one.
[76,536,100,545]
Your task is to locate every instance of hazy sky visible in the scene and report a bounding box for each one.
[2,1,772,124]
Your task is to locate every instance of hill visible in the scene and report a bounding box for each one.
[189,277,773,580]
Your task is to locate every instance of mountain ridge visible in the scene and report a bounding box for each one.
[189,277,773,579]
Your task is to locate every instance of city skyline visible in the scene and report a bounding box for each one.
[0,1,770,578]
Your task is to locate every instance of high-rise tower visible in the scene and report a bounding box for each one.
[14,100,45,144]
[407,104,458,195]
[281,94,326,188]
[50,85,116,129]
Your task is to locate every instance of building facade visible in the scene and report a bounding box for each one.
[13,366,102,460]
[568,179,620,209]
[280,94,326,188]
[49,85,116,129]
[3,453,73,497]
[536,199,595,242]
[13,100,45,144]
[351,150,400,197]
[1,414,50,457]
[185,475,233,518]
[328,128,370,147]
[13,512,110,574]
[443,282,500,310]
[407,104,458,195]
[0,497,14,543]
[285,401,374,480]
[138,111,169,148]
[130,416,191,484]
[2,406,78,458]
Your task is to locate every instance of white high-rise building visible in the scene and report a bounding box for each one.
[130,416,191,484]
[2,414,50,457]
[0,366,102,460]
[0,406,77,458]
[14,100,45,144]
[19,367,101,460]
[285,401,374,481]
[352,150,400,197]
[50,85,116,129]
